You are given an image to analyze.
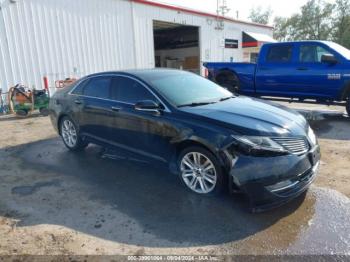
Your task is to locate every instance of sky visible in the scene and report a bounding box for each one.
[150,0,335,24]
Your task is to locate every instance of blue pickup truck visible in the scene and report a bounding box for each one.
[204,41,350,115]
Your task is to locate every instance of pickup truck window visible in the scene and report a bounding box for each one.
[300,45,329,63]
[266,45,292,63]
[327,42,350,60]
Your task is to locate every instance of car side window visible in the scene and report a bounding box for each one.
[83,77,111,99]
[266,45,293,63]
[71,79,88,95]
[300,45,330,63]
[110,76,156,104]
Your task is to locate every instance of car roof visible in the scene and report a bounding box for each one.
[85,68,186,79]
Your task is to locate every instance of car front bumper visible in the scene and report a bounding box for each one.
[229,145,321,212]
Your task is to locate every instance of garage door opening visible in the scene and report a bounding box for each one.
[153,20,200,74]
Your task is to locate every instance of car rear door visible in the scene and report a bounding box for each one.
[255,44,297,96]
[68,79,89,131]
[76,76,114,139]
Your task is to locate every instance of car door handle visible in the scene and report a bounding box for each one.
[74,99,83,105]
[111,106,122,112]
[85,105,101,110]
[297,67,308,71]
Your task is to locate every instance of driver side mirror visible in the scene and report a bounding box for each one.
[134,100,162,115]
[321,54,338,64]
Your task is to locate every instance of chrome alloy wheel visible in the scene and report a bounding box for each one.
[61,119,78,148]
[180,152,217,194]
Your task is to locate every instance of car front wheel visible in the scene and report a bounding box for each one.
[60,116,88,151]
[178,146,226,195]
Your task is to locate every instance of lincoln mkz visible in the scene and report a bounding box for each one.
[49,69,320,211]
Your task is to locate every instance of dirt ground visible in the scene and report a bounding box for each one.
[0,102,349,256]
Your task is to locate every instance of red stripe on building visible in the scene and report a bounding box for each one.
[242,41,258,48]
[131,0,273,29]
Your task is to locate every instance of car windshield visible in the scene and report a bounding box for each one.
[145,71,233,107]
[326,42,350,60]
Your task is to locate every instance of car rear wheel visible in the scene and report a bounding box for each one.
[178,146,225,195]
[60,116,88,151]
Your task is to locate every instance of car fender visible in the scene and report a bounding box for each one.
[168,126,233,175]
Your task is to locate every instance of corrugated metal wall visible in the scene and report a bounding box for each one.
[0,0,137,92]
[0,0,273,93]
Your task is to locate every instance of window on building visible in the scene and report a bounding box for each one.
[266,45,293,63]
[250,53,259,63]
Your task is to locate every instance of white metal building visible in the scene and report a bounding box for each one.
[0,0,274,92]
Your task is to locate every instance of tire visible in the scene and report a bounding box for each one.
[177,146,226,196]
[59,116,88,151]
[15,109,29,117]
[216,71,240,94]
[346,95,350,117]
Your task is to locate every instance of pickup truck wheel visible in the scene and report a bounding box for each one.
[216,72,240,94]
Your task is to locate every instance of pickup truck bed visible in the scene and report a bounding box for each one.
[205,62,256,95]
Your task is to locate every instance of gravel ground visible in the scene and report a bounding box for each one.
[0,101,349,256]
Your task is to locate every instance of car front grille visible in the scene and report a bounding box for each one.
[271,137,310,155]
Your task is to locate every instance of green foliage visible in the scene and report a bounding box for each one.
[297,0,334,40]
[248,6,273,25]
[273,15,301,42]
[332,0,350,48]
[272,0,350,49]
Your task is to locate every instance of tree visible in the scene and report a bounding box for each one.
[272,0,350,48]
[273,15,300,41]
[273,0,334,42]
[332,0,350,48]
[248,6,272,25]
[297,0,334,40]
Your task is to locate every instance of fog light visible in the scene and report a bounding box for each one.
[265,179,299,193]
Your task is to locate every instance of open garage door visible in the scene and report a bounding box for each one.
[153,20,200,74]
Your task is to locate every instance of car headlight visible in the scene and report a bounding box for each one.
[231,135,288,156]
[308,127,317,146]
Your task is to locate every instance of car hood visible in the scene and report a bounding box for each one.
[180,96,309,137]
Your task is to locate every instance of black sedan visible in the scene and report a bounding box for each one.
[49,69,320,211]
